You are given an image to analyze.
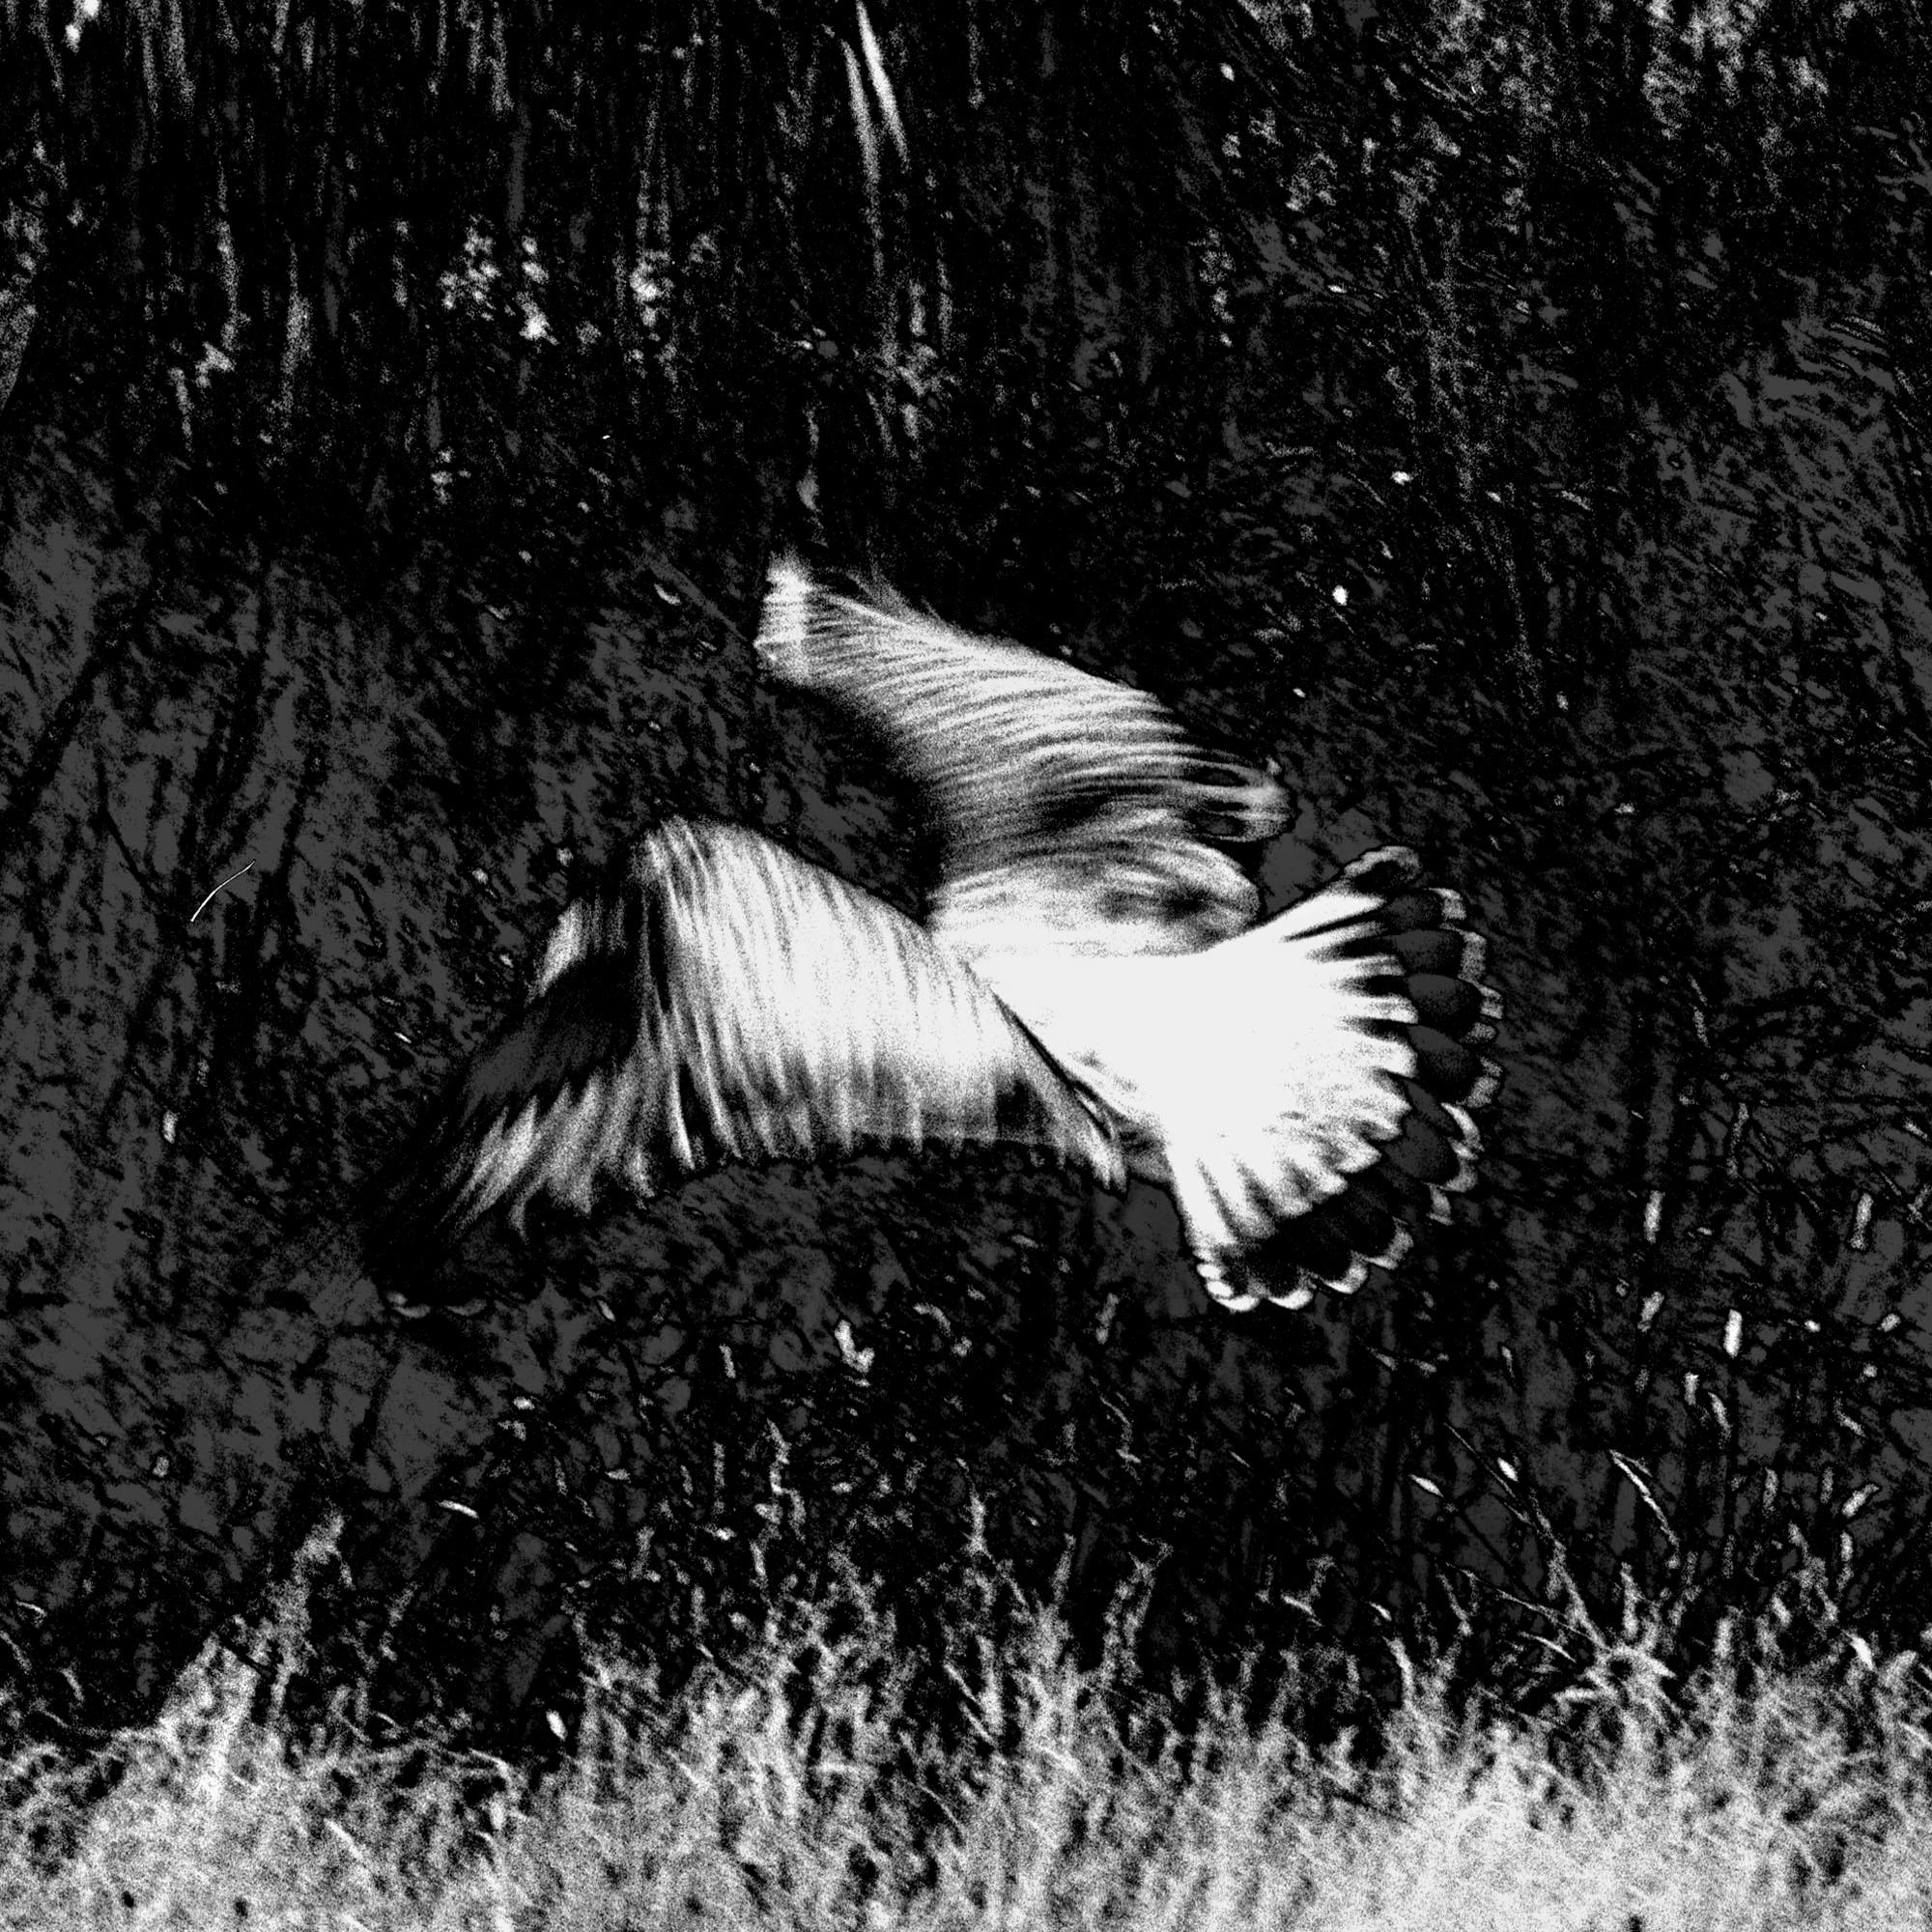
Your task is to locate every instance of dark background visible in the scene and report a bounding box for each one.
[2,0,1930,1754]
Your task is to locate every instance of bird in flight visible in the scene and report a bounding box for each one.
[363,557,1499,1314]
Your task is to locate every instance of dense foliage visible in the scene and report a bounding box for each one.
[2,0,1931,1755]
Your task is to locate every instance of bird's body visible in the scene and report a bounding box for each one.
[364,558,1499,1314]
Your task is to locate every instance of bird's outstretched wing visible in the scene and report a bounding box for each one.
[754,556,1289,961]
[362,819,1122,1294]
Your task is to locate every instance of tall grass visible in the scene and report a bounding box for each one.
[4,1539,1931,1930]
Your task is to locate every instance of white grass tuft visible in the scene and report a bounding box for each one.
[4,1563,1930,1929]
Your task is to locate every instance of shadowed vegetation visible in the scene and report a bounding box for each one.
[2,0,1930,1847]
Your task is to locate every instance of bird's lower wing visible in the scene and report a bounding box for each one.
[360,819,1122,1293]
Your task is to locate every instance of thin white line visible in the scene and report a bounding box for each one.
[189,860,255,923]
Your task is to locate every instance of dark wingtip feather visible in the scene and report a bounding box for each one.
[356,880,649,1306]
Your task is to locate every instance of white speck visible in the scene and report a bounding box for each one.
[1638,1290,1664,1330]
[835,1320,874,1375]
[1849,1190,1873,1251]
[1722,1308,1742,1357]
[65,19,80,47]
[1642,1189,1663,1242]
[1220,61,1235,79]
[1331,585,1348,608]
[1391,470,1413,485]
[161,1111,178,1145]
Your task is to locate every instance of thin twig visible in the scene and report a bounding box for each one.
[189,860,255,923]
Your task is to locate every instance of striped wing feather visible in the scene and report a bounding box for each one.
[362,820,1121,1292]
[755,557,1289,961]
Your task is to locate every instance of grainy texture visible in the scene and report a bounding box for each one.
[0,0,1927,1761]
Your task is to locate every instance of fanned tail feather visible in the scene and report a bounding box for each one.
[1166,847,1501,1314]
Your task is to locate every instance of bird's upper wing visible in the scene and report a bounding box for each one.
[361,818,1122,1288]
[754,557,1289,962]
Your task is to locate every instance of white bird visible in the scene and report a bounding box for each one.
[363,557,1499,1314]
